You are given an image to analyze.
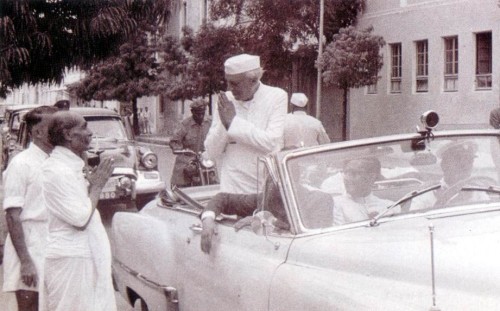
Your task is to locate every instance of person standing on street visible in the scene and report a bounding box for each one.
[41,111,115,311]
[143,106,152,134]
[169,98,212,187]
[204,53,288,194]
[2,106,58,311]
[138,108,145,134]
[283,93,330,149]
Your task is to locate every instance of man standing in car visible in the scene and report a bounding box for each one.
[204,53,288,194]
[169,98,212,187]
[2,106,58,311]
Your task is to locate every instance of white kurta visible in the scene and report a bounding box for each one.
[2,143,49,292]
[41,146,116,311]
[204,82,287,193]
[283,111,330,149]
[333,193,396,225]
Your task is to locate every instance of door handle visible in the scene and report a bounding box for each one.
[189,224,203,234]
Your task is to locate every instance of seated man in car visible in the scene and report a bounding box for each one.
[333,157,395,225]
[200,176,333,254]
[412,140,488,209]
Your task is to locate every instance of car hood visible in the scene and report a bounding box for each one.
[88,139,136,169]
[285,205,500,309]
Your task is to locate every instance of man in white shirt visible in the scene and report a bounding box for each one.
[284,93,330,149]
[41,111,115,311]
[204,53,288,194]
[333,157,396,225]
[3,106,58,311]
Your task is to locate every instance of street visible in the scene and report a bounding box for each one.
[0,141,175,310]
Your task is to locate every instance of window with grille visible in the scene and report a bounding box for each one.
[444,36,458,92]
[476,32,492,90]
[415,40,428,92]
[390,43,402,93]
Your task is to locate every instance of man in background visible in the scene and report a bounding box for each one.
[3,106,58,311]
[169,98,211,187]
[284,93,330,149]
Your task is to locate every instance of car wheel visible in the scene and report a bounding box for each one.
[133,298,148,311]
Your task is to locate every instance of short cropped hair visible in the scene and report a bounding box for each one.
[344,157,382,179]
[48,111,83,147]
[23,106,59,134]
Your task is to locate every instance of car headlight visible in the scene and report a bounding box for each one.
[201,158,215,168]
[118,176,132,189]
[141,151,158,169]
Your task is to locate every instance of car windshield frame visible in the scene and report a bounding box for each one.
[281,130,500,234]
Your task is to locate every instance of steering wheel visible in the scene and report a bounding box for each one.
[433,176,496,208]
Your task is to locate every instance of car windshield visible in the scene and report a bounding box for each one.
[85,116,128,141]
[286,134,500,229]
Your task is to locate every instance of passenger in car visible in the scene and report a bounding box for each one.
[412,140,487,209]
[333,157,395,225]
[200,177,333,254]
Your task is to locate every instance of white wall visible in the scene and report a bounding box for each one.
[349,0,500,138]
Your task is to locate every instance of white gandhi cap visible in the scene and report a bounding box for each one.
[290,93,308,107]
[224,54,261,75]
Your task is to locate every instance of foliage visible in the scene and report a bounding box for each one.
[318,26,385,90]
[69,31,165,134]
[318,26,385,140]
[158,0,365,100]
[0,0,170,98]
[208,0,366,84]
[159,24,244,101]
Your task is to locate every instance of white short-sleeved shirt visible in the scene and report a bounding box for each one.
[3,143,49,220]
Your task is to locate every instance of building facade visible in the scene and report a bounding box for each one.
[349,0,500,138]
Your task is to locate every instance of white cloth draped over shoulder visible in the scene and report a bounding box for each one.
[204,82,287,194]
[2,143,49,292]
[40,146,116,311]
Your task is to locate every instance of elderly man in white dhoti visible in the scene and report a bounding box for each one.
[40,111,115,311]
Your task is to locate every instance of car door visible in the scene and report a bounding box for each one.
[168,210,293,311]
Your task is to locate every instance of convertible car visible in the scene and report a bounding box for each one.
[112,112,500,310]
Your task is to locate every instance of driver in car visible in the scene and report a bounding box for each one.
[412,140,488,209]
[333,157,396,225]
